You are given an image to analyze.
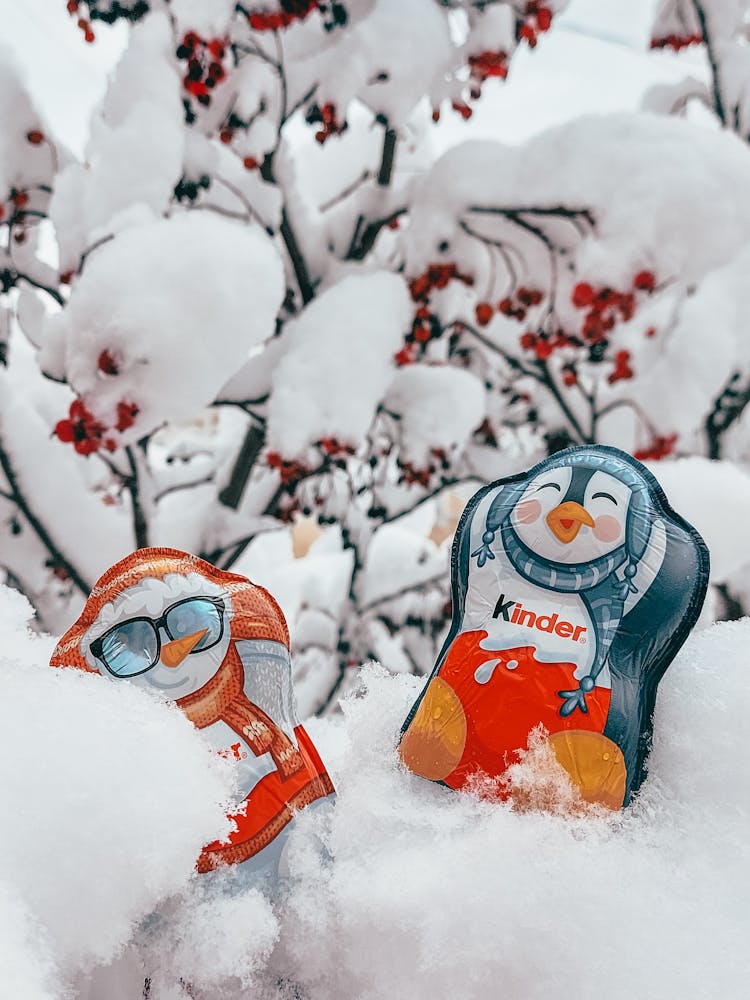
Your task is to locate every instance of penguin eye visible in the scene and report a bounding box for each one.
[535,482,561,493]
[591,491,617,505]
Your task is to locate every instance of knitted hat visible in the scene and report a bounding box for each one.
[50,546,289,672]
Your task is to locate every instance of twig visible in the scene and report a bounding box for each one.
[0,435,91,595]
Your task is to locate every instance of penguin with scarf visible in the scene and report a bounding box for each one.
[400,446,709,806]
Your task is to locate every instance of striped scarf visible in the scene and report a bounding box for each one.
[498,517,634,717]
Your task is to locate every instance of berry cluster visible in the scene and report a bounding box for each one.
[266,451,309,484]
[634,433,677,461]
[571,270,656,346]
[468,51,509,100]
[519,329,575,361]
[247,0,315,30]
[176,34,230,107]
[317,437,354,458]
[395,263,474,365]
[519,2,553,48]
[305,102,347,143]
[496,286,545,323]
[397,459,432,488]
[55,399,138,455]
[409,262,474,303]
[607,349,634,385]
[650,33,703,51]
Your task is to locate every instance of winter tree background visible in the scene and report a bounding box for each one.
[1,2,750,998]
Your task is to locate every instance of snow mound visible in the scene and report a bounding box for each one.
[0,585,234,995]
[40,212,284,440]
[267,271,411,458]
[276,622,750,1000]
[3,587,749,998]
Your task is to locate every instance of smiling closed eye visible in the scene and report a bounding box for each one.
[535,482,561,493]
[591,491,617,504]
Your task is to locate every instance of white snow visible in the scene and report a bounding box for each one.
[40,212,284,441]
[4,571,746,998]
[385,364,487,466]
[0,585,234,996]
[267,271,411,458]
[49,13,186,273]
[645,457,750,583]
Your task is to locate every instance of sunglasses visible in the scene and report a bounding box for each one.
[90,596,225,678]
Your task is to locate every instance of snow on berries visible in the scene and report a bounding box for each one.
[468,51,509,97]
[395,262,474,363]
[176,33,230,108]
[650,32,703,51]
[519,2,555,50]
[266,451,309,485]
[570,271,656,346]
[54,399,115,456]
[306,102,347,144]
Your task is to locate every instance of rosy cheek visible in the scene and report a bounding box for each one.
[593,515,621,543]
[516,499,541,524]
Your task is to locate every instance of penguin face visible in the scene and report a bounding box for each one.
[83,573,233,699]
[511,466,631,564]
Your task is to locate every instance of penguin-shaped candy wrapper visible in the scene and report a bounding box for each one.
[50,548,334,876]
[399,446,709,808]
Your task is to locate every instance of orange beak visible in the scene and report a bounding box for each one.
[160,628,208,668]
[546,501,595,544]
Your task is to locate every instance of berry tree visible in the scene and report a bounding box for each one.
[3,0,750,711]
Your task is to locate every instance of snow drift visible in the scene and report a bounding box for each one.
[1,584,748,999]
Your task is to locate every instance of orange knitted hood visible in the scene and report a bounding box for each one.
[50,546,289,673]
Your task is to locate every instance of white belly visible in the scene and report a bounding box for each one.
[462,552,609,688]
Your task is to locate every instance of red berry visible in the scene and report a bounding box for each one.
[26,130,44,145]
[12,191,29,209]
[645,326,657,338]
[498,298,513,316]
[562,367,577,387]
[475,302,494,326]
[534,339,552,360]
[634,270,656,292]
[537,7,552,31]
[115,401,139,432]
[243,156,258,170]
[84,30,95,43]
[66,0,79,11]
[97,350,119,376]
[267,451,282,468]
[413,324,431,343]
[432,108,440,122]
[519,332,536,351]
[55,419,75,443]
[572,282,594,308]
[220,128,234,144]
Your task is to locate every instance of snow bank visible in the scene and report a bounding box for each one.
[277,624,750,1000]
[4,580,749,998]
[0,585,234,996]
[41,212,284,440]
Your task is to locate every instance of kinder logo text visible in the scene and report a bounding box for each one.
[492,594,587,642]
